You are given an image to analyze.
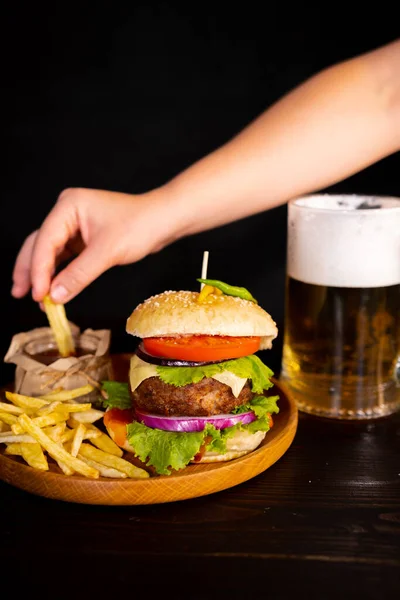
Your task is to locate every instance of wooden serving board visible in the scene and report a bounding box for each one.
[0,354,298,505]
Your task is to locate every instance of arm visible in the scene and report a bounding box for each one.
[163,38,400,236]
[12,39,400,303]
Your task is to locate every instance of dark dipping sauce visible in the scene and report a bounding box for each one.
[28,347,94,365]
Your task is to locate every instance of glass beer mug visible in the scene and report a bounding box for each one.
[280,194,400,419]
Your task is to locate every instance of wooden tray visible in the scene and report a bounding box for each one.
[0,354,298,505]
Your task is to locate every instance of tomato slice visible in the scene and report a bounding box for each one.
[142,335,261,362]
[104,408,134,447]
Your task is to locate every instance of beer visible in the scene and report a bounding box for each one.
[281,278,400,418]
[281,194,400,419]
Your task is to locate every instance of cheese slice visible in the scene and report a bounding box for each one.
[129,355,247,398]
[211,372,248,398]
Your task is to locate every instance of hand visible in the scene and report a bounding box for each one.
[11,187,179,303]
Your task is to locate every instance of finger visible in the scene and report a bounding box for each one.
[30,203,79,301]
[49,239,114,303]
[11,231,38,297]
[55,233,85,264]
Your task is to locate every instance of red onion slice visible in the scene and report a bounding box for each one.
[134,409,256,432]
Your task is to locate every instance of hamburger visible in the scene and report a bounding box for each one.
[102,280,280,476]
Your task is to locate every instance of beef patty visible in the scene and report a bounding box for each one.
[132,377,253,417]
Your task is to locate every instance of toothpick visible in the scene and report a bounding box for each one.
[200,251,209,290]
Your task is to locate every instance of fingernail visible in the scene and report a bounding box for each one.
[51,284,68,303]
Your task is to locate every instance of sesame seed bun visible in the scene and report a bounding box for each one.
[126,291,278,350]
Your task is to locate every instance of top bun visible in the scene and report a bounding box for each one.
[126,291,278,350]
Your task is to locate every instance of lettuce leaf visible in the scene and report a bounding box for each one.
[232,395,279,433]
[232,395,280,417]
[157,355,274,394]
[101,381,131,409]
[126,421,211,475]
[126,421,243,475]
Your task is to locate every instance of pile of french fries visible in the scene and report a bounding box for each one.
[0,385,148,480]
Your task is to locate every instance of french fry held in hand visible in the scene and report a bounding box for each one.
[0,386,148,480]
[42,294,75,357]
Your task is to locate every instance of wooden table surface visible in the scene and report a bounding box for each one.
[1,361,399,599]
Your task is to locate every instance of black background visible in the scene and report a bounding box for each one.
[2,4,399,385]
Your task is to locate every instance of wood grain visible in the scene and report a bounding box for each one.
[0,354,298,505]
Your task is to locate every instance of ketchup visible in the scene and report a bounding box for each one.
[28,346,94,365]
[104,408,134,447]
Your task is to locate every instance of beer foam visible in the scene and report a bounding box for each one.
[287,195,400,288]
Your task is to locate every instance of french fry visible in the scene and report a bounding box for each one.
[78,454,128,478]
[5,434,71,475]
[60,427,101,444]
[0,421,9,433]
[0,384,149,481]
[4,443,23,456]
[85,423,123,457]
[43,423,74,475]
[0,402,24,415]
[37,401,62,416]
[70,423,86,458]
[38,385,94,402]
[56,460,74,476]
[5,391,49,411]
[43,294,75,357]
[20,443,48,471]
[67,408,104,424]
[12,411,69,435]
[60,428,75,444]
[0,411,18,427]
[39,387,63,396]
[43,422,66,443]
[0,433,36,443]
[78,443,149,479]
[17,414,99,479]
[54,403,92,413]
[84,429,102,440]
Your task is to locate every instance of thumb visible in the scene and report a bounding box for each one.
[49,241,113,303]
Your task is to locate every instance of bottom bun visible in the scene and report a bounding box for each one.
[191,430,266,463]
